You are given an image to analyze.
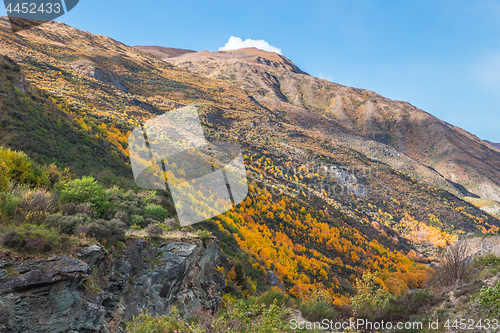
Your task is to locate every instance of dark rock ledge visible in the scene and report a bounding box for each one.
[0,238,225,333]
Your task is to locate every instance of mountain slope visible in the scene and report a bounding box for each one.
[485,140,500,151]
[1,18,499,297]
[0,54,131,184]
[165,49,500,203]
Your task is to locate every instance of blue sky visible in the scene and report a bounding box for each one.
[2,0,500,142]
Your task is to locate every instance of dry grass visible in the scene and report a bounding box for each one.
[125,229,199,240]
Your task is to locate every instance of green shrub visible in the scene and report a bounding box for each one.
[45,213,92,235]
[106,188,143,219]
[75,218,125,243]
[297,287,338,322]
[197,229,212,244]
[42,163,74,189]
[0,146,49,189]
[130,214,145,227]
[254,287,290,307]
[144,217,159,227]
[83,266,102,295]
[365,289,435,322]
[1,231,25,249]
[1,224,77,253]
[144,204,169,220]
[0,160,8,192]
[126,299,294,333]
[214,299,292,332]
[475,253,500,275]
[475,253,500,267]
[477,280,500,317]
[300,300,338,323]
[59,176,109,216]
[126,307,191,333]
[352,271,391,311]
[159,224,173,232]
[145,223,163,239]
[0,193,20,218]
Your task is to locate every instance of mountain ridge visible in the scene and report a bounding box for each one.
[485,140,500,151]
[133,45,196,59]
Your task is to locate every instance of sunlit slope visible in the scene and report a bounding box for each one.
[168,48,500,203]
[1,18,499,294]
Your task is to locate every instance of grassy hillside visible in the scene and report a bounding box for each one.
[0,55,132,185]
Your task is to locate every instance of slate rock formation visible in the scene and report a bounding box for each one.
[0,238,224,332]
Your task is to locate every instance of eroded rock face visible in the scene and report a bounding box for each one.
[0,257,102,333]
[266,269,285,291]
[463,235,500,258]
[69,60,126,91]
[0,238,225,332]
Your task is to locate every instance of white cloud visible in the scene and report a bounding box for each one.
[219,36,282,54]
[318,72,333,82]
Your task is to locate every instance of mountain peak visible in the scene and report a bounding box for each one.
[139,46,307,75]
[220,47,307,73]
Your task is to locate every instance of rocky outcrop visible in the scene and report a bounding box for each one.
[0,238,225,333]
[265,269,285,291]
[14,73,26,94]
[69,60,126,91]
[462,235,500,258]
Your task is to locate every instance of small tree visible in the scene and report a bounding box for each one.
[297,285,338,322]
[429,240,475,287]
[352,271,391,310]
[0,147,49,188]
[0,160,9,192]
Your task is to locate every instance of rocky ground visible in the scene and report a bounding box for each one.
[0,236,225,333]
